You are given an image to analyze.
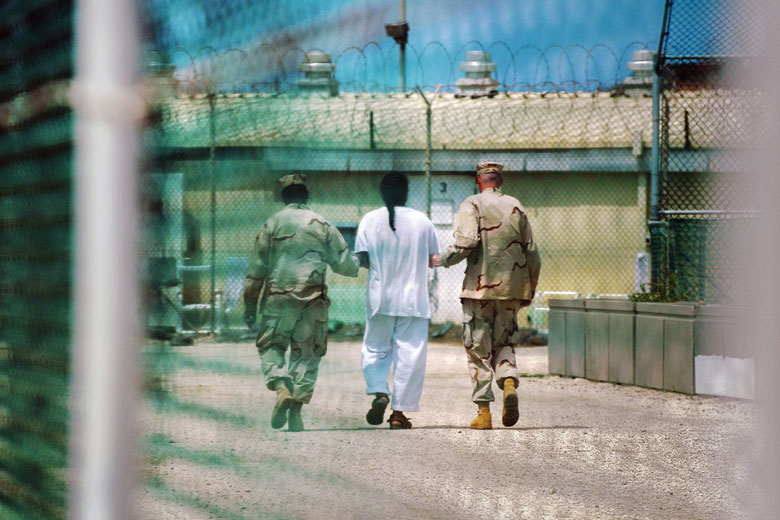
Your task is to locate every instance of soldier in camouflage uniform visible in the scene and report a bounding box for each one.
[434,162,541,430]
[242,174,359,432]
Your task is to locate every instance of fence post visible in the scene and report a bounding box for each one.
[71,0,140,517]
[416,85,440,219]
[209,93,217,333]
[425,102,431,218]
[650,58,661,222]
[648,51,668,285]
[399,0,406,92]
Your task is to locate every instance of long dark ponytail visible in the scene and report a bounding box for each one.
[380,172,409,231]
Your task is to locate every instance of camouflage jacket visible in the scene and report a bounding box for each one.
[440,187,541,301]
[243,203,359,316]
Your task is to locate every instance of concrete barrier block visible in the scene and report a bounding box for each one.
[635,315,664,389]
[664,317,695,394]
[609,312,635,385]
[586,312,609,381]
[565,308,586,378]
[548,310,566,375]
[694,319,723,357]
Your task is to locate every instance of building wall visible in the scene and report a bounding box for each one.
[163,159,647,325]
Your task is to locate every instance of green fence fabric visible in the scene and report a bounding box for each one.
[0,1,764,517]
[655,0,766,304]
[0,1,74,518]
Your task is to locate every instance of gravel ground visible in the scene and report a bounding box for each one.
[135,340,758,520]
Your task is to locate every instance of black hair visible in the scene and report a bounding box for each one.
[281,184,309,204]
[380,172,408,231]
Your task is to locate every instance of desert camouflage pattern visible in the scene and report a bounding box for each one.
[440,187,541,301]
[476,161,504,175]
[462,298,520,403]
[243,203,359,317]
[255,300,328,403]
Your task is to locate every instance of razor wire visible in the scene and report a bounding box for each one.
[160,41,657,95]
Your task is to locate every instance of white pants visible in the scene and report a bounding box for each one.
[361,314,429,412]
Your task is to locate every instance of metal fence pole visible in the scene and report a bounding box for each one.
[209,93,217,333]
[399,0,406,92]
[416,85,439,218]
[425,102,432,218]
[650,62,661,221]
[70,0,139,517]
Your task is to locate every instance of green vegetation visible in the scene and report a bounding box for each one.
[629,271,696,303]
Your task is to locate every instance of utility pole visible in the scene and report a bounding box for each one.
[385,0,409,92]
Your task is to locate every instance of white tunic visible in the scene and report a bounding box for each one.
[355,206,441,319]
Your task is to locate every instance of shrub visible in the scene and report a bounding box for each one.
[629,271,697,303]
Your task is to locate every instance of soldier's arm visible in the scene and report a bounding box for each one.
[440,200,480,268]
[242,223,271,326]
[518,213,542,294]
[326,224,360,277]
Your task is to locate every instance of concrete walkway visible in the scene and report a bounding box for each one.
[135,340,757,520]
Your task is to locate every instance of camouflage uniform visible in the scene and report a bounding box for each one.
[440,162,541,403]
[243,174,359,403]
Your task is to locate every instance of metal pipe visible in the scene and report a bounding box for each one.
[416,85,440,219]
[659,210,761,216]
[425,103,431,218]
[650,62,661,220]
[209,94,217,333]
[71,0,139,517]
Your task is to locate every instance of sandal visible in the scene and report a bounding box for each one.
[366,394,389,425]
[388,411,412,430]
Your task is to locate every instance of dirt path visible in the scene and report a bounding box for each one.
[135,340,757,519]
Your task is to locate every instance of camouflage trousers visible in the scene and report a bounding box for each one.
[461,298,521,403]
[255,302,328,404]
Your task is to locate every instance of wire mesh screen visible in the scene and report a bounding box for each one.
[145,90,652,333]
[0,1,74,518]
[655,0,766,303]
[136,2,659,517]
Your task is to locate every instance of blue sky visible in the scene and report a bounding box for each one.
[149,0,666,90]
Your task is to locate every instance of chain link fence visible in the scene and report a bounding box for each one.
[139,32,657,515]
[0,0,766,517]
[654,0,767,303]
[145,91,654,337]
[13,0,762,517]
[0,1,74,518]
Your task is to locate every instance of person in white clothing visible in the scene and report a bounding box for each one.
[355,172,441,429]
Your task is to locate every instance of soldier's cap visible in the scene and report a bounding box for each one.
[475,161,504,175]
[278,173,307,189]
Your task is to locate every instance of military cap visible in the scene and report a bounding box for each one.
[476,161,504,175]
[278,173,307,189]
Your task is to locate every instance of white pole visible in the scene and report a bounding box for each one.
[70,0,140,518]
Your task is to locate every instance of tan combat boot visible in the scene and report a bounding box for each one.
[271,385,293,429]
[470,403,492,430]
[287,401,304,432]
[502,378,519,427]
